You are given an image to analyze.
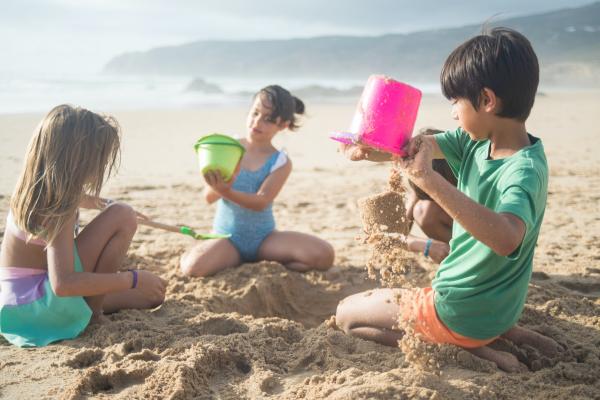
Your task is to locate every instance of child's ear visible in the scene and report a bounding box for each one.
[481,88,498,113]
[279,119,290,130]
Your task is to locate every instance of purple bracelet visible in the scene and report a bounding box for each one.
[128,269,138,289]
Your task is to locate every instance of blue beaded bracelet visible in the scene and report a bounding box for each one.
[424,239,433,258]
[128,269,138,289]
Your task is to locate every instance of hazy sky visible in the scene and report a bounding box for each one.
[0,0,594,76]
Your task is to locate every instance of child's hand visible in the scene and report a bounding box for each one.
[428,240,450,264]
[135,270,167,303]
[203,169,235,196]
[340,143,371,161]
[395,136,434,183]
[339,143,392,162]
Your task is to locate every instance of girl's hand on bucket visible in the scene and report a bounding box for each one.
[204,170,234,196]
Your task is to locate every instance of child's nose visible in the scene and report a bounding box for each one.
[451,107,458,120]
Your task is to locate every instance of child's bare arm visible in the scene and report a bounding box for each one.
[397,136,525,256]
[418,173,525,256]
[46,215,133,297]
[203,186,221,204]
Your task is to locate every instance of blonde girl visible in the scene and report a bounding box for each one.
[0,105,166,347]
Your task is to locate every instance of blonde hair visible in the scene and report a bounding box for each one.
[10,105,121,244]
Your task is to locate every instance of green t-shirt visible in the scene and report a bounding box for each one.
[433,128,548,339]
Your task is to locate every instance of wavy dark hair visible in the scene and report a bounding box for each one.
[255,85,305,131]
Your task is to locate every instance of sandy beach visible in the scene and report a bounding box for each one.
[1,91,599,399]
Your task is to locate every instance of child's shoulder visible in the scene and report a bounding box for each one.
[270,149,291,174]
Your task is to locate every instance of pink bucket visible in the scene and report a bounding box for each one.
[331,75,422,156]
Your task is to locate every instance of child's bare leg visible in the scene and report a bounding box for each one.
[75,203,138,318]
[335,288,407,346]
[501,325,562,357]
[413,200,453,243]
[258,231,334,272]
[336,289,529,372]
[466,346,527,372]
[180,238,241,277]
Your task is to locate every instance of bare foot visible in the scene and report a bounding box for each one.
[501,325,563,358]
[467,346,528,373]
[89,313,110,325]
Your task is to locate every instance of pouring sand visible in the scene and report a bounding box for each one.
[357,168,424,287]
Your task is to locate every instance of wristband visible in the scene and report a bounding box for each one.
[424,239,433,258]
[128,269,138,289]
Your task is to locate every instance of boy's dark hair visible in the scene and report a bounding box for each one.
[410,128,457,201]
[440,27,539,122]
[256,85,305,131]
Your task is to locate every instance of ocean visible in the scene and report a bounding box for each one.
[0,73,441,115]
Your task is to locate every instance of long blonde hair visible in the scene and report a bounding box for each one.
[10,105,121,244]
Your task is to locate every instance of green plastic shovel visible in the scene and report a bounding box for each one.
[137,218,230,240]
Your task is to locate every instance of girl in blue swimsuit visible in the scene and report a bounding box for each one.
[180,85,335,277]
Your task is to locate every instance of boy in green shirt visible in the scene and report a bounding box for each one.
[335,27,562,372]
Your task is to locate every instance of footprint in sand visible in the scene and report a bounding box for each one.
[67,367,152,396]
[556,280,600,297]
[63,349,104,369]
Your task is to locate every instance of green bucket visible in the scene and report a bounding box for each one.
[194,134,245,181]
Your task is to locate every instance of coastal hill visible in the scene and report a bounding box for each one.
[104,2,600,87]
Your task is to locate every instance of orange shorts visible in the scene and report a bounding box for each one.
[398,287,496,348]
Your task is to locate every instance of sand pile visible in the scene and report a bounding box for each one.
[357,168,426,287]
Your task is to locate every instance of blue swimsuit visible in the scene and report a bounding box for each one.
[213,151,282,262]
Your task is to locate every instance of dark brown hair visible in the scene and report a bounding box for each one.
[256,85,305,131]
[440,27,539,122]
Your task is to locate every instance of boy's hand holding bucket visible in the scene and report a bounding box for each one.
[394,135,436,183]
